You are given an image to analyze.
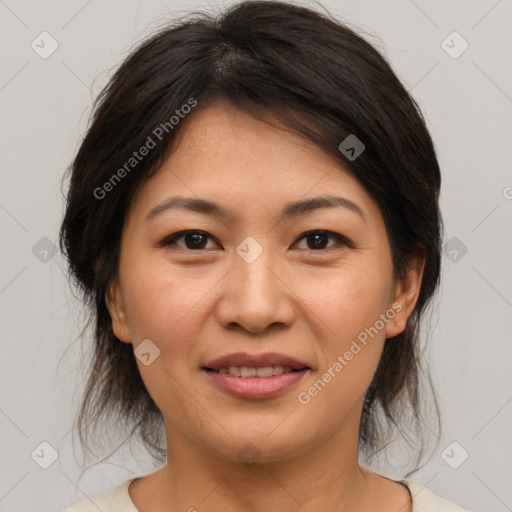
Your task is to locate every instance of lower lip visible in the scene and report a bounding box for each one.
[203,369,309,399]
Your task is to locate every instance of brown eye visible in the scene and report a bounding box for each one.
[293,230,351,251]
[160,230,218,250]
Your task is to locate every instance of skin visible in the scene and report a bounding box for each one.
[107,99,424,512]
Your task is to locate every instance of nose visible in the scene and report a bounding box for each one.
[215,246,296,334]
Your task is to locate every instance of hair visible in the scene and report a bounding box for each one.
[59,0,443,476]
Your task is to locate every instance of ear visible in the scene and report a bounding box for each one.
[385,251,426,339]
[105,279,132,343]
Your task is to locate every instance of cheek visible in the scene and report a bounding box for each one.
[299,260,393,393]
[120,255,211,340]
[296,279,388,419]
[301,261,393,340]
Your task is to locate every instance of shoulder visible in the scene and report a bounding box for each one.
[402,479,471,512]
[62,479,139,512]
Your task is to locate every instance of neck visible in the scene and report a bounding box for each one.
[131,418,383,512]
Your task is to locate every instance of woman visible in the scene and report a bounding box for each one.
[60,1,468,510]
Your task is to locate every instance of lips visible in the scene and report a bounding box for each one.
[202,353,312,398]
[203,352,310,371]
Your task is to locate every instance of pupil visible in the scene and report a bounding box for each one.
[309,233,327,249]
[187,233,207,249]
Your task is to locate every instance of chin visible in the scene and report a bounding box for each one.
[198,426,314,465]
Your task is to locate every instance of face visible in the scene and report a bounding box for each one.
[107,100,423,464]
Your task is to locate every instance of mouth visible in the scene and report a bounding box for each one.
[202,365,309,377]
[201,352,311,399]
[203,352,311,373]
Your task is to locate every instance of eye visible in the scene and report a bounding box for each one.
[159,229,351,252]
[293,230,351,251]
[159,230,219,250]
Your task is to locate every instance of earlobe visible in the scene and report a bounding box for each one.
[105,281,132,343]
[385,252,426,339]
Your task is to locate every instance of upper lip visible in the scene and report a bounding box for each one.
[203,352,310,370]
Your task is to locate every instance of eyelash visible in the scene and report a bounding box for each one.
[159,229,353,252]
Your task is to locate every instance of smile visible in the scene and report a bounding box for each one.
[206,365,303,377]
[202,367,310,399]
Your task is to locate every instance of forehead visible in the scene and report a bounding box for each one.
[127,100,382,227]
[167,100,337,174]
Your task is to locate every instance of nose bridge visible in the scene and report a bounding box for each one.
[216,236,293,332]
[233,237,279,302]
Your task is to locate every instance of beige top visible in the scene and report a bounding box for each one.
[63,477,470,511]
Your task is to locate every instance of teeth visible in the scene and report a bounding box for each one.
[216,365,296,377]
[240,366,256,377]
[257,366,275,377]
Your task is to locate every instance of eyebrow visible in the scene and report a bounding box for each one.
[146,194,366,222]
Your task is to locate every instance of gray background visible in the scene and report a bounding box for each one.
[1,0,511,510]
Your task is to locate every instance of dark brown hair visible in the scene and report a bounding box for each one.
[59,0,442,475]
